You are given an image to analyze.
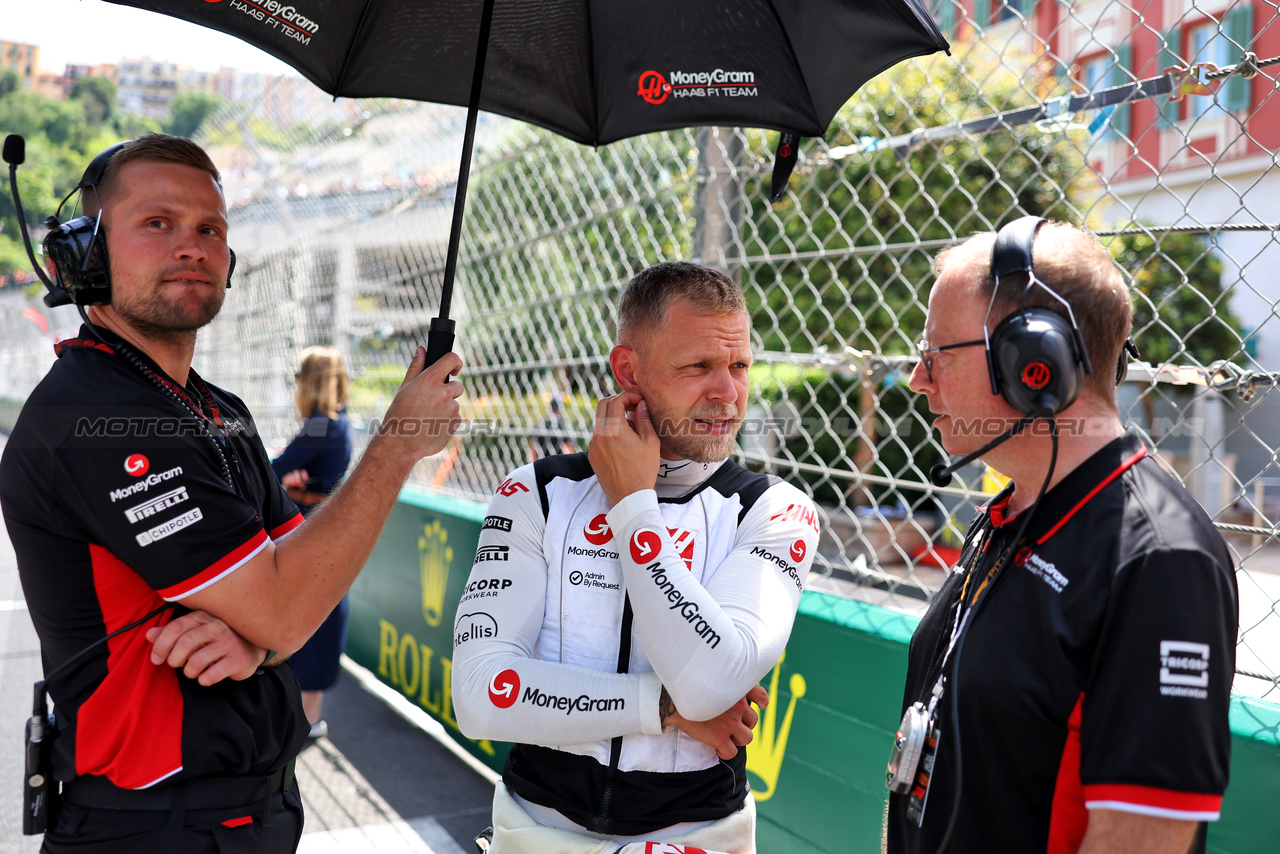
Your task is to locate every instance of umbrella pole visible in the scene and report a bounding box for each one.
[425,0,497,367]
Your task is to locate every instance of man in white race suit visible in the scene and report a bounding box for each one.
[452,262,820,854]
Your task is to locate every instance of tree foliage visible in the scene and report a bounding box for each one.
[166,92,222,139]
[1105,228,1242,368]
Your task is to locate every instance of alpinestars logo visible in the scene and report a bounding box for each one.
[1159,640,1211,699]
[638,68,758,104]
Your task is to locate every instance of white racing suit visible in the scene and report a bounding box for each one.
[452,454,819,851]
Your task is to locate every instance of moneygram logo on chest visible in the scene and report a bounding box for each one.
[570,514,695,569]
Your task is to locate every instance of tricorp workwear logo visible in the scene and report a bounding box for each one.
[418,519,452,628]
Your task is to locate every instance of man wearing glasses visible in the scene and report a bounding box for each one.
[886,220,1236,854]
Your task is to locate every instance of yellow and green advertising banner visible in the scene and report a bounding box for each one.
[348,488,1280,854]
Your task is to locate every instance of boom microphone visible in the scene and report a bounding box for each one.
[4,134,63,303]
[929,413,1039,487]
[3,134,24,165]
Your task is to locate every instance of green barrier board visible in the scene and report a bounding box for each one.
[348,491,1280,853]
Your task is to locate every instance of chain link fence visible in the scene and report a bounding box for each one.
[2,0,1278,701]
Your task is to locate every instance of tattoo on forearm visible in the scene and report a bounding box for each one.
[659,686,677,722]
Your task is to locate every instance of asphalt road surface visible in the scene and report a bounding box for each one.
[0,434,496,854]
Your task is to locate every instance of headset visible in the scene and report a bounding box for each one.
[983,215,1093,417]
[4,135,235,308]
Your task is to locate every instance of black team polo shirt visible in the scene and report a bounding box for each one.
[887,428,1237,854]
[0,324,308,790]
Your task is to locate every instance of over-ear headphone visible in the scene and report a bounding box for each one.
[984,216,1091,416]
[42,141,235,308]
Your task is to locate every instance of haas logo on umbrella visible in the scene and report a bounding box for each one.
[630,529,663,563]
[638,70,671,104]
[489,669,520,708]
[584,514,613,545]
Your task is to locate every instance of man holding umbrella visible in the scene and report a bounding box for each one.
[0,134,465,852]
[452,262,820,853]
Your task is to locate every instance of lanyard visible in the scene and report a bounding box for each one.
[923,514,1019,716]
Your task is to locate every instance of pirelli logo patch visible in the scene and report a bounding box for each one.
[125,486,189,524]
[1159,640,1210,699]
[137,508,203,547]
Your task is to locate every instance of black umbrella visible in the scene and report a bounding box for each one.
[105,0,947,362]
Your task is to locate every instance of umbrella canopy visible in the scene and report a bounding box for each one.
[104,0,947,361]
[107,0,946,146]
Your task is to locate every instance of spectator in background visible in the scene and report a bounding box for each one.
[272,346,354,739]
[528,392,576,461]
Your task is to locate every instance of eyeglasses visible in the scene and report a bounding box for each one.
[915,337,986,383]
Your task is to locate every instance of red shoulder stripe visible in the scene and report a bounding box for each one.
[270,513,304,541]
[157,530,270,600]
[1082,783,1222,819]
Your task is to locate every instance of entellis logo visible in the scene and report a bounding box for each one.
[638,70,671,104]
[584,514,612,545]
[418,519,452,628]
[1021,361,1052,390]
[746,649,806,801]
[489,669,520,708]
[630,529,663,563]
[124,454,149,476]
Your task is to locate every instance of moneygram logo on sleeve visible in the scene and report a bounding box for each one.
[110,466,184,503]
[489,669,520,708]
[630,529,663,563]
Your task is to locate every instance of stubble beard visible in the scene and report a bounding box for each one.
[644,397,742,464]
[112,273,225,345]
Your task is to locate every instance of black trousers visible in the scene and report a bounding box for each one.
[41,780,304,854]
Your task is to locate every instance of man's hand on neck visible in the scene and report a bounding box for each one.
[86,305,198,386]
[589,391,661,506]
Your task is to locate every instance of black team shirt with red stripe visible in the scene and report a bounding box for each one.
[0,324,308,790]
[887,429,1237,854]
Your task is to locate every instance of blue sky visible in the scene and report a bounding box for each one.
[3,1,298,76]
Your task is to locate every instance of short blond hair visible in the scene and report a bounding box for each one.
[617,261,746,350]
[295,346,348,419]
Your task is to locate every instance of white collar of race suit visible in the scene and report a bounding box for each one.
[653,458,728,498]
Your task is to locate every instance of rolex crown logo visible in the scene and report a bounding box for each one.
[745,649,806,802]
[418,519,452,628]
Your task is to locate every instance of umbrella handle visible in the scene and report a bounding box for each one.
[424,317,457,369]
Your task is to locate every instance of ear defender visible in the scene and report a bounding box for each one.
[42,141,236,305]
[984,216,1091,417]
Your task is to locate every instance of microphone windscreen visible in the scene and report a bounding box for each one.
[930,464,953,488]
[3,134,24,165]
